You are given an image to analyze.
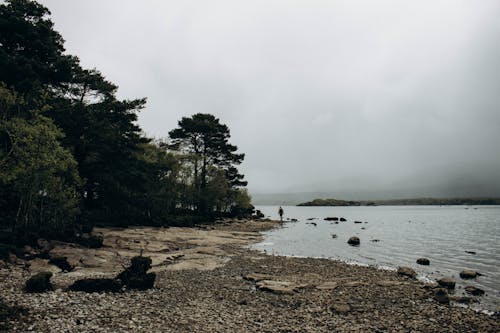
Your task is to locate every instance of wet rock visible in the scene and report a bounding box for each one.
[117,256,156,290]
[437,277,456,289]
[416,258,430,265]
[330,303,351,314]
[450,296,474,304]
[69,278,122,293]
[48,256,73,272]
[324,217,338,221]
[433,288,450,304]
[459,269,479,279]
[25,272,53,293]
[339,217,347,222]
[347,236,360,246]
[397,267,416,279]
[464,286,485,296]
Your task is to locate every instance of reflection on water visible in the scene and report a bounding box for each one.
[253,205,500,312]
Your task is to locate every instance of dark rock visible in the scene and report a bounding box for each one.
[290,218,298,222]
[331,234,337,239]
[361,227,366,230]
[306,218,316,221]
[347,236,360,246]
[253,210,265,219]
[36,239,53,253]
[464,286,485,296]
[397,267,416,279]
[459,269,479,279]
[450,296,474,304]
[79,233,104,248]
[116,256,156,290]
[465,251,476,255]
[339,217,347,222]
[434,288,450,304]
[69,278,122,293]
[437,277,456,289]
[354,221,363,224]
[25,272,53,293]
[324,217,339,221]
[416,258,430,265]
[0,244,15,261]
[48,256,73,272]
[371,239,380,242]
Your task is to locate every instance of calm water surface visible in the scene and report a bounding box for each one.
[253,205,500,312]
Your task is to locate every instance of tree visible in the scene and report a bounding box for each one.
[168,113,247,213]
[0,85,81,240]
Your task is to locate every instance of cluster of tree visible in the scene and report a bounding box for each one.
[298,197,500,206]
[0,0,252,244]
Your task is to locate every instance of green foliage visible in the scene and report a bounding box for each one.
[0,85,80,239]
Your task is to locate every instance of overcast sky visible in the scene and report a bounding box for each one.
[41,0,500,198]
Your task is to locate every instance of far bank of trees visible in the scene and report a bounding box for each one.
[0,0,252,244]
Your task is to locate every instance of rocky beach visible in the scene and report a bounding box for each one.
[1,219,499,332]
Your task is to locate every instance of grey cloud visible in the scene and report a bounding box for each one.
[42,0,500,198]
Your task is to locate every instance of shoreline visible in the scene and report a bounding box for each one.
[1,219,499,332]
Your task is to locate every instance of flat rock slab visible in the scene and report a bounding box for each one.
[316,281,339,290]
[243,273,276,282]
[256,280,308,294]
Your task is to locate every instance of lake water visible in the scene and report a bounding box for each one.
[252,205,500,312]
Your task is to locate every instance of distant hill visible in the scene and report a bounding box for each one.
[297,197,500,206]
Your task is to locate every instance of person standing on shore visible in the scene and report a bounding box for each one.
[278,206,284,222]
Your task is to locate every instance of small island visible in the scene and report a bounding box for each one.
[298,197,500,206]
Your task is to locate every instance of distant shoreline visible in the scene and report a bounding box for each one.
[297,197,500,206]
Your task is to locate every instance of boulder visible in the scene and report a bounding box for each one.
[116,256,156,290]
[339,218,347,222]
[433,288,450,304]
[69,278,122,293]
[459,269,479,279]
[48,256,73,272]
[36,239,53,253]
[437,277,456,289]
[347,237,360,246]
[25,272,53,293]
[397,267,416,279]
[416,258,430,266]
[464,286,485,296]
[324,217,339,221]
[79,233,103,248]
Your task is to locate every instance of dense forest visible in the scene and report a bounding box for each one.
[0,0,253,245]
[298,197,500,206]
